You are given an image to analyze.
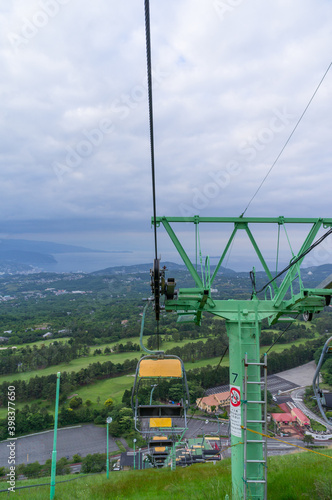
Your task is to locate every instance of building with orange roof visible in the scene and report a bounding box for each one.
[271,413,296,426]
[290,408,310,427]
[196,391,230,413]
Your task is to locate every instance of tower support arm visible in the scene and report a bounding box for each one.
[244,225,278,293]
[158,218,204,288]
[210,226,237,285]
[273,220,322,307]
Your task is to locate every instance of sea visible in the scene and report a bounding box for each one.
[39,252,140,274]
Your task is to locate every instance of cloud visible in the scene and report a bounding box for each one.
[0,0,331,268]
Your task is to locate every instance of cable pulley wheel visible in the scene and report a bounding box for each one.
[303,311,313,322]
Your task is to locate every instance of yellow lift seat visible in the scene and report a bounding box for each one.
[149,417,172,428]
[139,358,182,378]
[150,436,173,448]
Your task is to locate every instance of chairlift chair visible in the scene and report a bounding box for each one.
[131,354,190,434]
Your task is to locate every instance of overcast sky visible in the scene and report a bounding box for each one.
[0,0,331,270]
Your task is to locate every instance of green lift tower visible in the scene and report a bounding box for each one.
[152,215,332,500]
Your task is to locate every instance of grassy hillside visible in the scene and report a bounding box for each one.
[0,332,318,387]
[5,449,332,499]
[0,333,322,420]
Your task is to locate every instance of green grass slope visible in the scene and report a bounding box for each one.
[0,333,321,420]
[5,449,332,499]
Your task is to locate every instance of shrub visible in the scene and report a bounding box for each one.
[69,396,83,409]
[81,453,106,473]
[94,415,105,425]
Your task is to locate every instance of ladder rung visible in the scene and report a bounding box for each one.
[247,381,263,385]
[247,400,266,404]
[247,459,267,463]
[245,362,265,366]
[246,480,266,484]
[247,420,266,423]
[247,440,265,443]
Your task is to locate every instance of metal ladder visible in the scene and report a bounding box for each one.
[243,352,268,500]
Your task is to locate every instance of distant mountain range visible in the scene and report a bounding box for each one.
[1,237,332,283]
[0,239,107,271]
[0,239,106,255]
[91,261,237,276]
[0,250,56,264]
[92,261,332,287]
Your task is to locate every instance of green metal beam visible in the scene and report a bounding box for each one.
[160,218,203,288]
[273,220,322,307]
[244,225,278,293]
[155,216,332,225]
[210,226,237,285]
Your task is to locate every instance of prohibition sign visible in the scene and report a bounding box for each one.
[230,387,241,407]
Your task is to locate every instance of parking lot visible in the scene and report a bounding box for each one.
[0,424,119,468]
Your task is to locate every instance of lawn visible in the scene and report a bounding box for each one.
[0,336,211,386]
[3,449,332,499]
[0,333,320,419]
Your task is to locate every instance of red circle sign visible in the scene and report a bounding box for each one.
[230,387,241,407]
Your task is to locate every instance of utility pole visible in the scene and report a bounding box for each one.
[133,438,136,470]
[50,372,60,500]
[106,417,112,478]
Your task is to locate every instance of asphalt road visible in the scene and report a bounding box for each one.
[291,387,332,429]
[0,424,119,468]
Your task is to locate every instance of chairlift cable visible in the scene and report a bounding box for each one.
[241,61,332,217]
[144,0,158,261]
[263,315,299,357]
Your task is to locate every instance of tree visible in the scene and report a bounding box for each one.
[43,459,52,476]
[20,461,42,478]
[122,389,132,406]
[81,453,106,473]
[172,331,180,342]
[147,335,159,350]
[119,407,133,417]
[56,457,70,475]
[119,415,133,432]
[69,396,83,409]
[109,421,121,437]
[104,398,114,408]
[169,384,184,403]
[303,434,314,446]
[94,415,105,425]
